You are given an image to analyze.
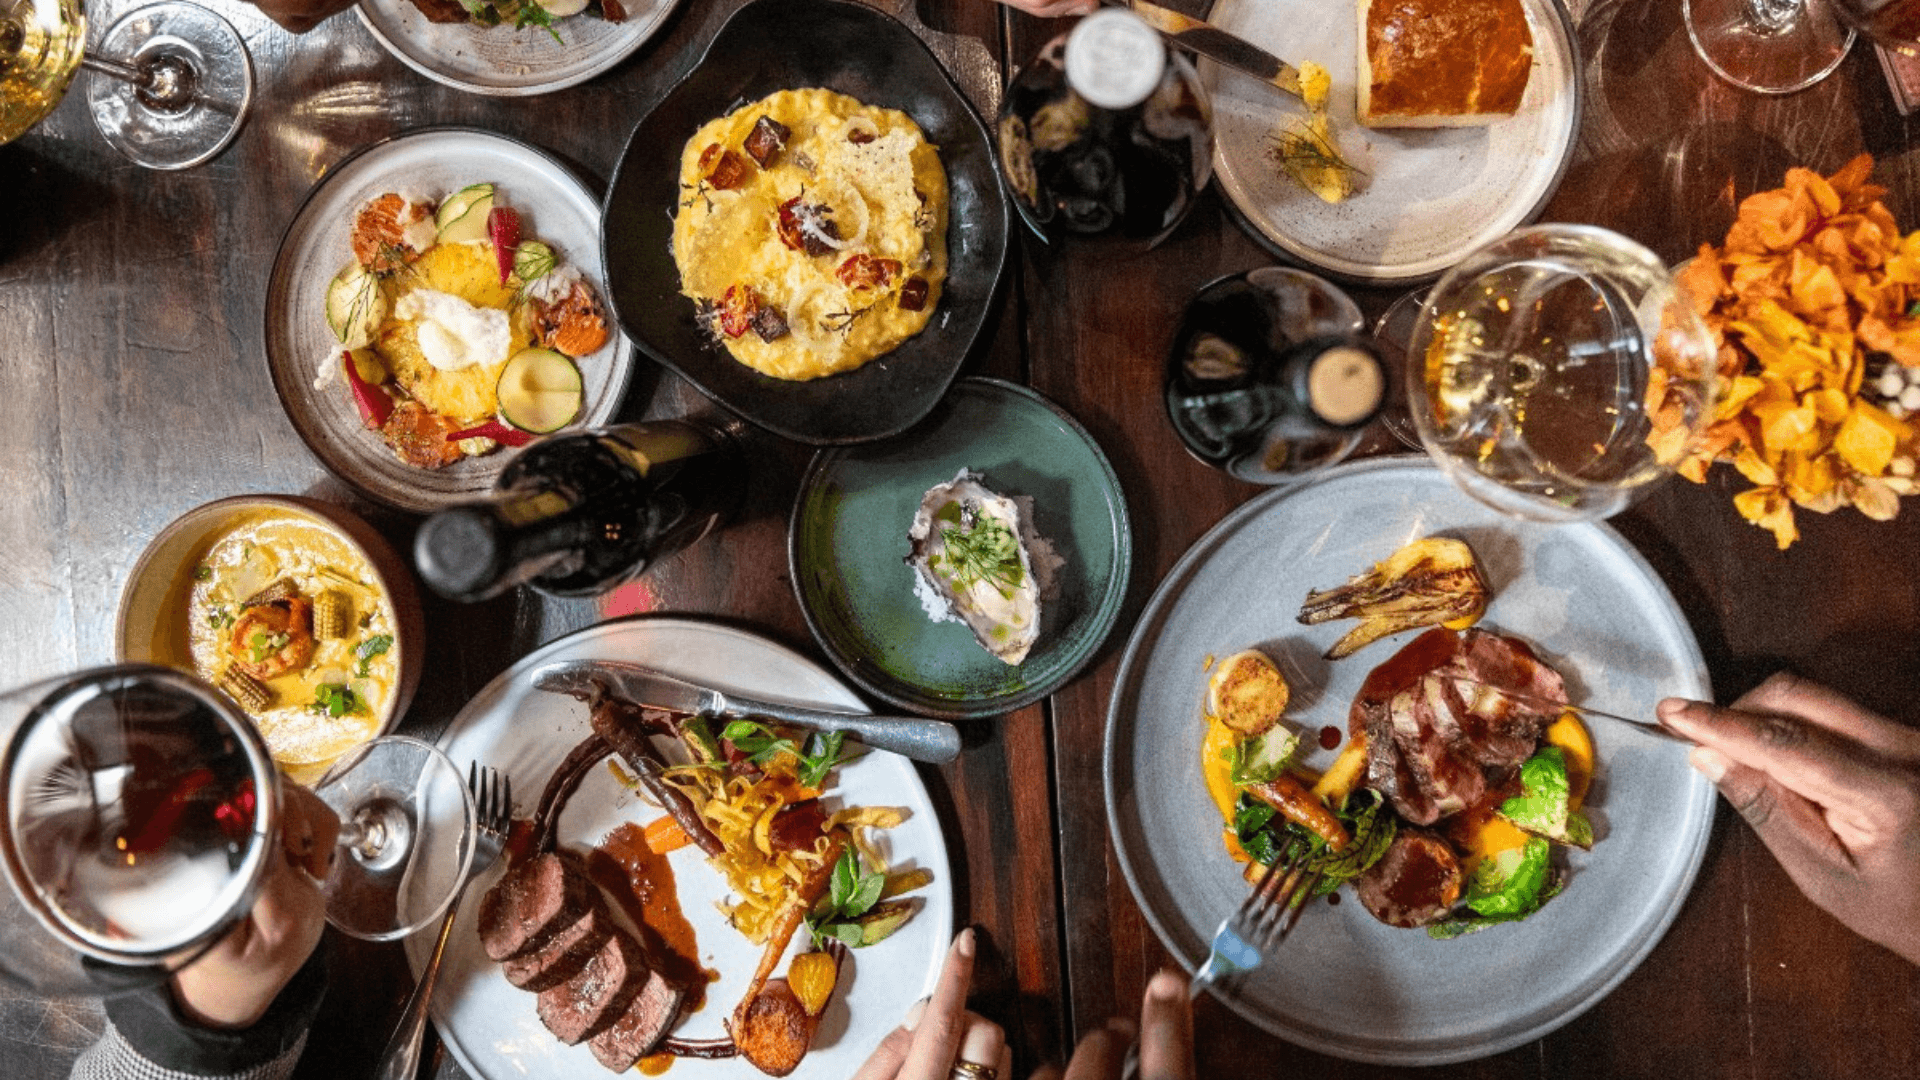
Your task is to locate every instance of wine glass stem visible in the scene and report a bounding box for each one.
[79,51,203,113]
[1747,0,1803,32]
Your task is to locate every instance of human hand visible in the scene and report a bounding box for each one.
[853,926,1194,1080]
[992,0,1099,17]
[169,780,337,1029]
[247,0,358,34]
[852,928,1012,1080]
[1031,969,1191,1080]
[1658,672,1920,965]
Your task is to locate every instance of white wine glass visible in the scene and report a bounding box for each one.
[1684,0,1855,94]
[1405,224,1719,522]
[0,0,253,169]
[0,666,473,997]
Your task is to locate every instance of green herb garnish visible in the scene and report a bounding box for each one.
[248,631,290,664]
[206,605,235,630]
[807,847,886,949]
[353,634,393,678]
[934,507,1025,598]
[721,719,854,786]
[311,683,364,718]
[193,564,213,582]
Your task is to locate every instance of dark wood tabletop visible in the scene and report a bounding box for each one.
[3,0,1918,1077]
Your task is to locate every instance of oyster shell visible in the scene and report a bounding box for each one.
[907,470,1058,665]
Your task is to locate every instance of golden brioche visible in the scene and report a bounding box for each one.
[1357,0,1534,128]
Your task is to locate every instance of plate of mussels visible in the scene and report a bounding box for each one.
[788,378,1133,719]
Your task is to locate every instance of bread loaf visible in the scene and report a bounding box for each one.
[1357,0,1534,128]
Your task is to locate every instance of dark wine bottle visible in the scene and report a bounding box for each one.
[413,419,746,602]
[997,9,1213,244]
[1166,268,1387,483]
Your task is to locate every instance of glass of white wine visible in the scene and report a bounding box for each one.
[1405,224,1719,522]
[1,0,252,169]
[0,666,474,996]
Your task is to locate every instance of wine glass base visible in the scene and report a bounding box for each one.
[86,2,253,170]
[313,735,475,942]
[1685,0,1855,94]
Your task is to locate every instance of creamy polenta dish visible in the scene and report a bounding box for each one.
[186,509,400,783]
[672,88,949,381]
[316,182,606,469]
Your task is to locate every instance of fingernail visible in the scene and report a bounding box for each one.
[903,998,929,1032]
[1655,699,1694,726]
[954,927,975,958]
[1146,969,1184,1002]
[1689,746,1728,783]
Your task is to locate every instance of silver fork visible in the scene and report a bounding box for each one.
[1189,840,1324,1001]
[376,763,512,1080]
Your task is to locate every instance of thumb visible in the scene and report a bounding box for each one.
[1693,746,1853,901]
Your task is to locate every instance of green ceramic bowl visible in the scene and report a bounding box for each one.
[790,378,1132,719]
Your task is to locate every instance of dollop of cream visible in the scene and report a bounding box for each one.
[393,289,511,372]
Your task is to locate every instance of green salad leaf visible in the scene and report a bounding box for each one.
[1231,788,1396,895]
[1499,746,1595,849]
[1465,836,1552,917]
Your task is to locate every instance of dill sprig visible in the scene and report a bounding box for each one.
[1266,120,1364,199]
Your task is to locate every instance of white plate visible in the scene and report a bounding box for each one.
[263,127,634,513]
[1105,457,1715,1065]
[407,616,954,1080]
[1203,0,1581,283]
[356,0,678,97]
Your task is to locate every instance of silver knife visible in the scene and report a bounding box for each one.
[529,660,963,765]
[1123,0,1304,100]
[1445,676,1689,744]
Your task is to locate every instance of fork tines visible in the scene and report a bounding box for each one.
[1244,841,1324,952]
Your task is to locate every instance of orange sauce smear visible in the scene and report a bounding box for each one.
[587,820,715,1014]
[638,1052,674,1075]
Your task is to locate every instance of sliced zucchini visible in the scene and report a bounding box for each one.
[325,264,388,348]
[434,183,495,245]
[496,347,583,434]
[513,241,556,284]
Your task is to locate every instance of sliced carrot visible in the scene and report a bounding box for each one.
[644,815,693,855]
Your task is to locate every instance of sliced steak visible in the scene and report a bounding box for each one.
[502,903,613,992]
[588,967,687,1071]
[536,927,649,1045]
[402,0,468,21]
[1354,829,1463,928]
[1386,686,1485,822]
[477,852,596,963]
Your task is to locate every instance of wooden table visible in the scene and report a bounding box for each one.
[3,0,1917,1077]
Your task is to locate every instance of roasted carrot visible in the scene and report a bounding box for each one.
[1248,773,1350,852]
[644,814,693,855]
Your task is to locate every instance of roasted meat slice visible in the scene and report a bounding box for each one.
[1354,829,1463,928]
[590,967,687,1071]
[536,927,650,1045]
[477,851,597,963]
[1350,627,1568,826]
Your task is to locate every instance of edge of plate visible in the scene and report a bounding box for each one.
[788,377,1133,720]
[1101,456,1715,1065]
[263,125,635,514]
[353,1,676,97]
[413,613,957,1078]
[1202,0,1584,285]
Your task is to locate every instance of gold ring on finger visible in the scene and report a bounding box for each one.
[950,1062,998,1080]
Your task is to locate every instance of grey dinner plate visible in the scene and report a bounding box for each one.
[1105,456,1715,1064]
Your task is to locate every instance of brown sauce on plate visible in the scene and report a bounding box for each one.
[588,821,715,1013]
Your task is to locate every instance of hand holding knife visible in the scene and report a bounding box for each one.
[530,660,964,765]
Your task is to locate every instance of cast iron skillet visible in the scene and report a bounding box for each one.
[600,0,1011,446]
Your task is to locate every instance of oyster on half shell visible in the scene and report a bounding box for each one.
[907,470,1058,665]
